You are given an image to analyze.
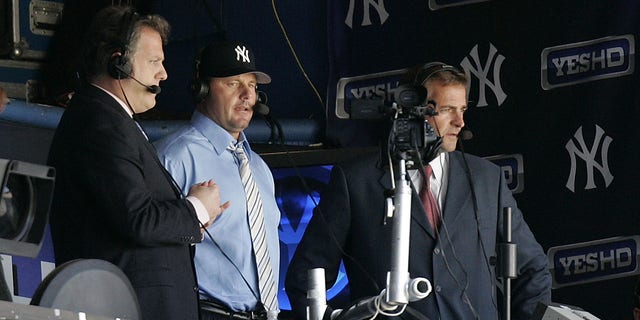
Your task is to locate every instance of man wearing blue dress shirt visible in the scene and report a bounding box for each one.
[155,39,280,320]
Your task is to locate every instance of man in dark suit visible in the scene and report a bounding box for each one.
[285,63,551,319]
[47,6,228,320]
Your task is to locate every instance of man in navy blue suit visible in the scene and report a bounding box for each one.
[286,62,551,319]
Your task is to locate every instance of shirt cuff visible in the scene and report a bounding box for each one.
[186,196,210,225]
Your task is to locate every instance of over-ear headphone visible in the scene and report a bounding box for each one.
[191,82,209,103]
[190,56,209,103]
[189,71,209,103]
[413,61,459,87]
[107,9,139,79]
[393,62,459,109]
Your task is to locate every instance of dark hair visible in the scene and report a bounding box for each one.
[81,5,170,80]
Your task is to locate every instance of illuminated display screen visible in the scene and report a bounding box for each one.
[272,165,349,310]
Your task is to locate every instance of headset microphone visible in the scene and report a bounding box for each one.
[458,129,473,141]
[114,64,162,94]
[255,91,270,115]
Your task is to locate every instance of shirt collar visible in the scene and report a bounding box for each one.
[428,152,448,181]
[191,111,252,158]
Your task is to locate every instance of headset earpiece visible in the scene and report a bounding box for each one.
[107,9,138,80]
[413,62,458,87]
[190,51,210,103]
[191,79,210,103]
[107,52,131,79]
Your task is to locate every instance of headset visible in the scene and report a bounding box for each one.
[413,61,460,87]
[190,71,267,108]
[190,51,209,103]
[191,74,269,118]
[107,8,139,80]
[393,61,461,112]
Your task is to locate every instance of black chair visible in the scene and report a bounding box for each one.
[30,259,141,320]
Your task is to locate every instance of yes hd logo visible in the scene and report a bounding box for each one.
[334,69,406,119]
[547,236,640,288]
[541,35,635,90]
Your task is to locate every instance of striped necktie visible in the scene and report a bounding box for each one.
[228,144,279,317]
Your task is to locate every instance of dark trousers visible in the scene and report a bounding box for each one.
[199,300,267,320]
[200,309,234,320]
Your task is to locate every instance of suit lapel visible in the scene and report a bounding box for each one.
[85,84,184,200]
[140,136,183,199]
[442,152,473,226]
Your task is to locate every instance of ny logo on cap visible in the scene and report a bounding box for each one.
[235,45,251,63]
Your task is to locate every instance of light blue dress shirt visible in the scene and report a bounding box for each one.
[154,111,281,311]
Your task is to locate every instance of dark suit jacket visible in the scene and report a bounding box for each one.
[285,149,551,320]
[47,84,202,320]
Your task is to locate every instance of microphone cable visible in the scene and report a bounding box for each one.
[410,146,479,320]
[200,222,262,303]
[456,136,499,314]
[259,108,384,297]
[413,118,481,319]
[280,143,382,294]
[116,77,138,117]
[166,168,263,305]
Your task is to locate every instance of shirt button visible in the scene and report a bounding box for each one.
[435,285,442,293]
[193,286,198,292]
[434,248,440,255]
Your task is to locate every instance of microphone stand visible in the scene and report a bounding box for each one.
[497,207,517,320]
[307,157,432,320]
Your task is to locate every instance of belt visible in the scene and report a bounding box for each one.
[200,300,267,320]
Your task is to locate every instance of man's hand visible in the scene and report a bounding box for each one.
[187,179,230,228]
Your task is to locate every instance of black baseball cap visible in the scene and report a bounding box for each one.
[198,40,271,84]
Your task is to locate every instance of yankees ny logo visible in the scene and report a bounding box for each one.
[460,43,507,107]
[345,0,389,28]
[565,125,614,192]
[235,45,250,63]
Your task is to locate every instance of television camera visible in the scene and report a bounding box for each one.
[388,83,442,166]
[350,82,443,167]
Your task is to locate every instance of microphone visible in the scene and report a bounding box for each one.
[255,91,270,115]
[132,77,161,94]
[456,129,473,153]
[114,65,162,94]
[458,129,473,141]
